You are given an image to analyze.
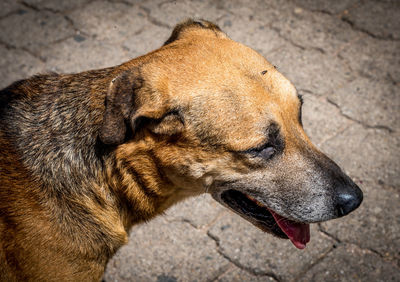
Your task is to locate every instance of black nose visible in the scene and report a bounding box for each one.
[336,183,363,217]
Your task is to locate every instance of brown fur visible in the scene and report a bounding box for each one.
[0,19,362,281]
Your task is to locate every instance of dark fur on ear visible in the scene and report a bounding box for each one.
[164,19,224,45]
[99,71,142,145]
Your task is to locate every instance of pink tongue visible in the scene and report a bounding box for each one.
[268,209,310,249]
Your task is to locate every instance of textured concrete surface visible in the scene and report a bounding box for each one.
[1,0,399,281]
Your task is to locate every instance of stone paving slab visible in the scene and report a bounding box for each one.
[121,24,170,58]
[320,124,400,188]
[142,0,229,27]
[68,1,148,43]
[217,13,286,57]
[298,244,399,282]
[270,7,361,54]
[104,216,230,281]
[0,0,24,18]
[38,36,131,73]
[207,212,335,281]
[342,0,400,40]
[164,194,225,229]
[23,0,92,12]
[301,93,351,147]
[267,45,355,95]
[0,45,44,88]
[292,0,357,15]
[329,77,399,130]
[321,184,400,262]
[337,35,400,83]
[0,9,74,54]
[216,0,292,21]
[0,0,399,281]
[216,266,277,282]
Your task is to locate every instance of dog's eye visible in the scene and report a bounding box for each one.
[259,146,275,159]
[241,123,283,160]
[247,144,276,160]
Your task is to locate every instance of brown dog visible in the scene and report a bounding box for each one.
[0,20,362,281]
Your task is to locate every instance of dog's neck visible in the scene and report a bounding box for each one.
[104,142,196,228]
[3,71,108,193]
[2,70,195,258]
[0,59,212,281]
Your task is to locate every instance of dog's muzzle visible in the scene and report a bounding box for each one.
[217,189,311,249]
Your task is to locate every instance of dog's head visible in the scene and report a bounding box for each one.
[100,20,362,249]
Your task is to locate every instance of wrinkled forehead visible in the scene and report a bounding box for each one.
[144,37,299,150]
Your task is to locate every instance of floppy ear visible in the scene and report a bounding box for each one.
[100,69,185,145]
[99,71,141,145]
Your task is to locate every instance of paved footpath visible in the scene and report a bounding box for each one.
[1,0,399,281]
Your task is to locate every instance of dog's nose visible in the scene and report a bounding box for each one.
[336,184,363,217]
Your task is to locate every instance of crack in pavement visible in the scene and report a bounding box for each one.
[289,0,399,42]
[332,33,366,57]
[0,40,45,63]
[200,211,229,232]
[11,1,91,62]
[318,224,400,267]
[340,16,400,42]
[139,5,172,28]
[208,263,234,282]
[20,0,98,13]
[292,245,336,282]
[297,91,355,148]
[206,231,281,281]
[19,0,40,12]
[325,98,395,133]
[338,51,400,86]
[63,15,90,37]
[318,224,341,244]
[0,7,29,21]
[295,226,400,280]
[19,0,91,37]
[105,0,135,7]
[269,25,326,54]
[318,121,353,148]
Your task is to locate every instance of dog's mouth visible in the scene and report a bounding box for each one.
[220,189,310,249]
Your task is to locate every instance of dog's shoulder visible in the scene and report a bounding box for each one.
[0,69,114,191]
[0,73,59,119]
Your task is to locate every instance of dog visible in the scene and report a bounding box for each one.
[0,19,362,281]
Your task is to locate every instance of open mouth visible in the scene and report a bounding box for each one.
[220,189,310,249]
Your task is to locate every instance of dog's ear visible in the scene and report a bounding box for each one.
[99,71,141,145]
[164,19,227,45]
[100,70,184,145]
